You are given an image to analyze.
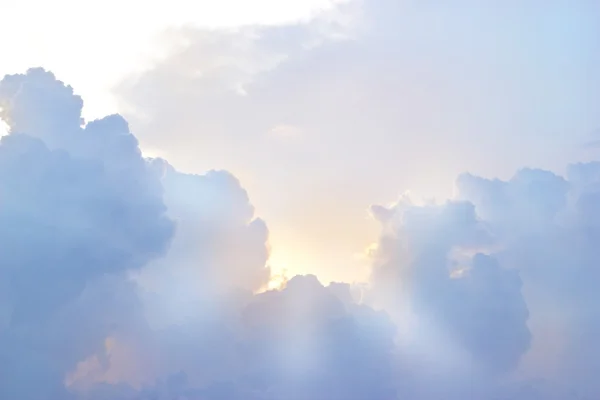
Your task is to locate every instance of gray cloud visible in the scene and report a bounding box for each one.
[78,275,397,400]
[235,275,397,400]
[0,68,174,399]
[363,163,600,398]
[0,68,399,400]
[456,164,600,397]
[367,197,530,396]
[0,64,598,399]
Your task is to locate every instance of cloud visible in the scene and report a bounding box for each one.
[367,197,530,392]
[138,158,271,317]
[362,166,600,398]
[0,68,174,399]
[236,275,397,400]
[0,69,397,400]
[116,0,600,287]
[71,159,275,391]
[76,275,397,400]
[0,67,265,399]
[0,64,598,398]
[120,0,600,178]
[455,164,600,397]
[1,1,600,398]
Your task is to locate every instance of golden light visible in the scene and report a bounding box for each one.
[0,106,9,137]
[0,120,8,137]
[257,247,315,293]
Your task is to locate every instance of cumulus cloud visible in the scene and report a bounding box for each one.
[456,165,600,397]
[0,68,403,400]
[236,275,397,400]
[366,197,530,398]
[0,68,175,400]
[145,159,271,294]
[70,159,274,392]
[77,276,397,400]
[362,165,600,398]
[1,1,600,399]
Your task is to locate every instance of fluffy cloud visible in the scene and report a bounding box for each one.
[364,164,600,398]
[0,68,401,400]
[74,159,274,390]
[457,165,600,397]
[79,276,397,400]
[142,159,270,300]
[366,197,531,398]
[236,275,397,400]
[0,68,174,400]
[1,1,600,398]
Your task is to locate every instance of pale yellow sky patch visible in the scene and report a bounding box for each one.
[0,119,8,137]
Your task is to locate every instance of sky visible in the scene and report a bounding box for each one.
[0,0,343,121]
[0,0,353,281]
[115,0,600,283]
[0,0,599,399]
[2,0,598,283]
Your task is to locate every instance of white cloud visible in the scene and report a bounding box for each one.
[0,0,346,121]
[115,0,600,286]
[1,1,600,398]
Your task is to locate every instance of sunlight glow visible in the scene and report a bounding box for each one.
[0,0,343,120]
[268,249,307,283]
[260,269,289,293]
[0,119,9,137]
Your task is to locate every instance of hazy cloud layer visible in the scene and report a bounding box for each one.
[117,0,600,284]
